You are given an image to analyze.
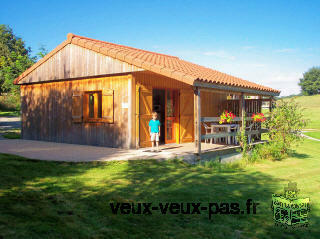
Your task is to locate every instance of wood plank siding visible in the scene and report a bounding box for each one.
[18,44,143,84]
[200,91,228,117]
[19,42,146,148]
[21,75,131,148]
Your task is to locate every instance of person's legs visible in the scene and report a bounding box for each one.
[156,133,160,152]
[152,140,155,151]
[151,133,155,151]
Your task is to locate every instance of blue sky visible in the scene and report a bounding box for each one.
[1,0,320,96]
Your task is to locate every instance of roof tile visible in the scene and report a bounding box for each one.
[150,64,164,74]
[132,58,144,68]
[77,39,87,48]
[141,61,153,70]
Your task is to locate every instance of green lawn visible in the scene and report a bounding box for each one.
[0,110,20,117]
[2,131,21,139]
[0,139,319,239]
[304,131,320,140]
[283,95,320,130]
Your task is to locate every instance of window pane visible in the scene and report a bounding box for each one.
[166,91,174,117]
[166,120,172,140]
[98,92,102,118]
[89,94,94,118]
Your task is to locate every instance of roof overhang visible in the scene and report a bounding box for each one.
[193,80,280,96]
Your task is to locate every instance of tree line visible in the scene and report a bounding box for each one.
[299,67,320,96]
[0,24,47,96]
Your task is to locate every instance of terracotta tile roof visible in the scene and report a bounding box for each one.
[14,33,280,94]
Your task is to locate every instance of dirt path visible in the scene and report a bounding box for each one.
[301,133,320,142]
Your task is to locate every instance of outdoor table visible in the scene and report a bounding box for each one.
[210,123,239,144]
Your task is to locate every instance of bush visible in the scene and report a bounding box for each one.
[0,93,20,111]
[244,98,308,162]
[248,141,287,163]
[266,98,308,156]
[2,131,21,139]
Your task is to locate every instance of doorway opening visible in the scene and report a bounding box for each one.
[152,88,179,144]
[152,89,165,144]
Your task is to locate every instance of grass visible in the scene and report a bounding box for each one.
[304,131,320,140]
[0,111,20,117]
[283,95,320,130]
[0,128,21,139]
[2,131,21,139]
[0,139,319,239]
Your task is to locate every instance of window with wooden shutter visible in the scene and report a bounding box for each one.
[102,89,114,123]
[72,91,83,123]
[80,89,114,123]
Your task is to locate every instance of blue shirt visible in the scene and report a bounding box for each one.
[149,119,160,133]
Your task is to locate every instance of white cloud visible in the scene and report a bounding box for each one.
[204,50,236,61]
[175,50,305,97]
[244,71,302,96]
[210,62,303,96]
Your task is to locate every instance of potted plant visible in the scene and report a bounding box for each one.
[219,110,236,124]
[251,113,266,122]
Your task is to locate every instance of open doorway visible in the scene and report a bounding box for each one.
[153,88,179,145]
[152,89,165,144]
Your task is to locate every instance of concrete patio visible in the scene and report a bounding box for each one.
[0,116,243,163]
[0,139,241,163]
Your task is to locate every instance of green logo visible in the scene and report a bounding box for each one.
[271,182,310,228]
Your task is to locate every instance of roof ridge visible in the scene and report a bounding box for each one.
[68,33,179,59]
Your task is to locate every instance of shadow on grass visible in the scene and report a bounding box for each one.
[0,154,318,239]
[289,151,310,159]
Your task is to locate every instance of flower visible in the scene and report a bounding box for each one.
[219,111,236,124]
[251,113,266,122]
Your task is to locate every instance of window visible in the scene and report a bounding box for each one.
[72,89,114,123]
[87,92,102,119]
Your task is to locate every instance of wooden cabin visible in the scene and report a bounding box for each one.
[14,33,280,151]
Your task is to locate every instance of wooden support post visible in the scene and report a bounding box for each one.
[240,93,245,130]
[194,87,201,156]
[128,74,133,149]
[269,96,273,113]
[135,84,140,149]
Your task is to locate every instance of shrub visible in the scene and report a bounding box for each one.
[2,131,21,139]
[246,98,308,162]
[248,141,286,163]
[0,93,20,111]
[266,98,308,156]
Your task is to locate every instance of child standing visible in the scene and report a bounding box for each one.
[149,112,161,152]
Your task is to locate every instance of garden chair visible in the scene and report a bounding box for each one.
[230,124,240,144]
[246,123,255,144]
[202,122,212,144]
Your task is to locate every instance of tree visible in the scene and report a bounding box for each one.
[0,25,36,94]
[298,67,320,96]
[36,45,48,59]
[266,98,308,156]
[246,98,308,162]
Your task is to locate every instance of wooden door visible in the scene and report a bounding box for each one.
[165,89,179,144]
[179,89,194,143]
[139,85,153,147]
